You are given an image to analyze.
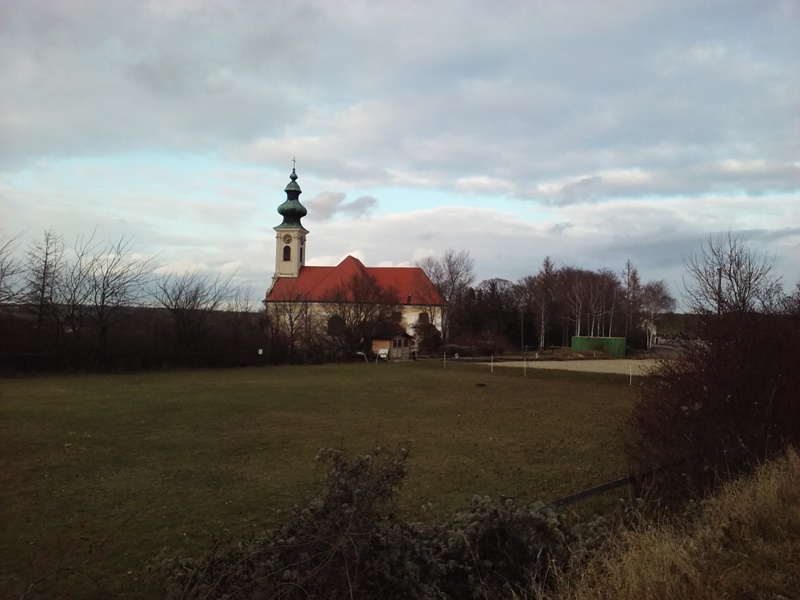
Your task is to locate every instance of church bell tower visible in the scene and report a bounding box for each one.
[273,167,308,279]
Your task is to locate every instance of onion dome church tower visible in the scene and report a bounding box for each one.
[265,165,445,348]
[272,167,308,280]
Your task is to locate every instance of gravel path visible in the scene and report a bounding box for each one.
[488,358,658,375]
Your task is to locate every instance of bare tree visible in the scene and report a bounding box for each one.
[683,232,783,315]
[621,259,641,340]
[418,248,475,342]
[559,267,587,338]
[85,236,153,360]
[517,257,557,349]
[0,231,23,304]
[155,270,234,352]
[22,230,65,348]
[223,284,256,350]
[409,269,446,335]
[266,282,319,361]
[515,275,536,344]
[784,281,800,316]
[51,232,97,353]
[588,268,619,337]
[225,284,254,314]
[537,258,557,348]
[323,272,400,354]
[641,280,676,348]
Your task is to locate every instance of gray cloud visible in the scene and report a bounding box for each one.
[5,0,798,195]
[549,222,574,236]
[557,177,604,205]
[305,192,377,221]
[341,196,378,217]
[2,0,798,299]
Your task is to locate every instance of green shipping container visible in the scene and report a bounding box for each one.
[571,336,627,358]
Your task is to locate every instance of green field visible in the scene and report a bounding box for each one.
[1,361,636,597]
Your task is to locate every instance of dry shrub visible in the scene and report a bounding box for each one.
[164,447,431,600]
[162,448,602,600]
[562,448,800,600]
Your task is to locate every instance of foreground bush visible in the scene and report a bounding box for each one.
[562,447,800,600]
[628,310,800,507]
[163,448,606,600]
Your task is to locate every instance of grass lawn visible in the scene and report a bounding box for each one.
[0,361,637,598]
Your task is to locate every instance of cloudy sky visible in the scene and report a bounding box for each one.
[2,0,798,305]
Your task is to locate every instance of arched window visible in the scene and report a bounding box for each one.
[283,245,291,261]
[327,315,345,337]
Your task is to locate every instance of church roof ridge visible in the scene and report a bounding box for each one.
[267,255,443,305]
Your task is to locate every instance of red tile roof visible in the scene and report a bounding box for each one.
[267,256,443,305]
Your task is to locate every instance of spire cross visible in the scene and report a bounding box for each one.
[292,157,296,169]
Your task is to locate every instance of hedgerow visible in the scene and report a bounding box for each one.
[627,310,800,508]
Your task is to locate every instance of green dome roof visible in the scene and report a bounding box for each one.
[276,168,307,228]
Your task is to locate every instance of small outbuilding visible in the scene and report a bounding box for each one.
[371,333,415,360]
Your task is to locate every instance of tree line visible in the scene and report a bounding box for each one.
[418,249,676,355]
[3,228,797,371]
[0,230,266,371]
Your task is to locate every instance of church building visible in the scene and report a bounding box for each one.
[264,168,443,359]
